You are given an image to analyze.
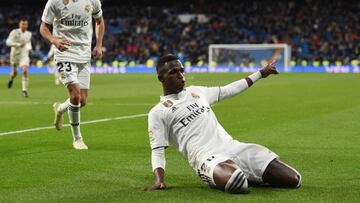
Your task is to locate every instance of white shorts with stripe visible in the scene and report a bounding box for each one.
[195,140,278,187]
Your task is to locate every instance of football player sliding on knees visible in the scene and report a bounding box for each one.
[145,54,300,193]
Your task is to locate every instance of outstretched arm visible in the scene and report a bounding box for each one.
[144,147,167,191]
[218,61,278,100]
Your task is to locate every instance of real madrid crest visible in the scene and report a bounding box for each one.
[148,129,155,140]
[162,100,173,108]
[85,4,91,13]
[191,92,200,99]
[63,0,69,6]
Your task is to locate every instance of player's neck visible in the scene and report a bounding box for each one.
[163,88,182,96]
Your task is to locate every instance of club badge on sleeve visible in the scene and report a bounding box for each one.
[191,92,200,99]
[63,0,69,6]
[162,100,173,108]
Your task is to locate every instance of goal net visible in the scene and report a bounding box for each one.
[208,44,291,72]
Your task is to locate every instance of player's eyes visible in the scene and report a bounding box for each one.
[169,67,185,75]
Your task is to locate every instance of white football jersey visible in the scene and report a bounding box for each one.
[41,0,103,63]
[148,86,235,169]
[6,28,32,62]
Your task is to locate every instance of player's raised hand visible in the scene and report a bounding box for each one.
[92,45,103,59]
[52,38,71,52]
[144,182,167,191]
[260,60,279,78]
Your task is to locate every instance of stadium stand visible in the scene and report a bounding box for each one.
[0,0,359,67]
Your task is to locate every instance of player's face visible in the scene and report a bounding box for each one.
[19,21,28,32]
[161,60,185,94]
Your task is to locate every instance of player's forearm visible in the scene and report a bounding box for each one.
[151,147,166,183]
[152,148,166,170]
[6,42,21,47]
[94,17,105,47]
[6,38,21,47]
[39,22,56,44]
[219,71,262,100]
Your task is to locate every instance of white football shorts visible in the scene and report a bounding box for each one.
[57,61,91,89]
[195,140,278,187]
[11,55,30,68]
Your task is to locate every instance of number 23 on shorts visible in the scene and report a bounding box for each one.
[57,62,72,72]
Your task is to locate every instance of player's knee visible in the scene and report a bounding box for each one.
[80,99,87,107]
[224,168,248,194]
[70,94,81,105]
[289,171,302,188]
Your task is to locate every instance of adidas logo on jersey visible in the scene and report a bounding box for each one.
[171,106,178,113]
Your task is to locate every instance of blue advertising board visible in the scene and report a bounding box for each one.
[0,65,359,74]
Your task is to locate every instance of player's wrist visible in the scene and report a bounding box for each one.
[260,68,269,78]
[49,37,56,45]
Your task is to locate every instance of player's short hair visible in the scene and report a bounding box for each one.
[156,54,179,75]
[19,18,28,23]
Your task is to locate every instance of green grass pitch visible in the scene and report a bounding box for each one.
[0,72,359,202]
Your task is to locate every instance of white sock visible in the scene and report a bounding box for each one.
[22,77,28,91]
[58,99,70,113]
[68,102,82,141]
[54,71,60,85]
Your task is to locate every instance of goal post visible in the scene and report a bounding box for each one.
[208,44,291,72]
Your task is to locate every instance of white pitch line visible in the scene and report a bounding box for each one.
[0,101,53,105]
[0,113,148,136]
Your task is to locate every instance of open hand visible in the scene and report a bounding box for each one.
[52,38,71,52]
[144,182,167,191]
[260,60,279,78]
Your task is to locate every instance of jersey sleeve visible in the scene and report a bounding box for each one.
[191,86,221,105]
[41,0,56,24]
[148,108,168,150]
[92,0,103,19]
[6,30,21,47]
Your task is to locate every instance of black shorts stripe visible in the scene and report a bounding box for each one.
[92,10,101,15]
[70,123,79,126]
[217,86,221,102]
[152,146,168,150]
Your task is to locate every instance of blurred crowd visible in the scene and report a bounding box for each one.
[0,0,359,66]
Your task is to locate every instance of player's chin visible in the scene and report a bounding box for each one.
[179,81,185,89]
[174,83,185,92]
